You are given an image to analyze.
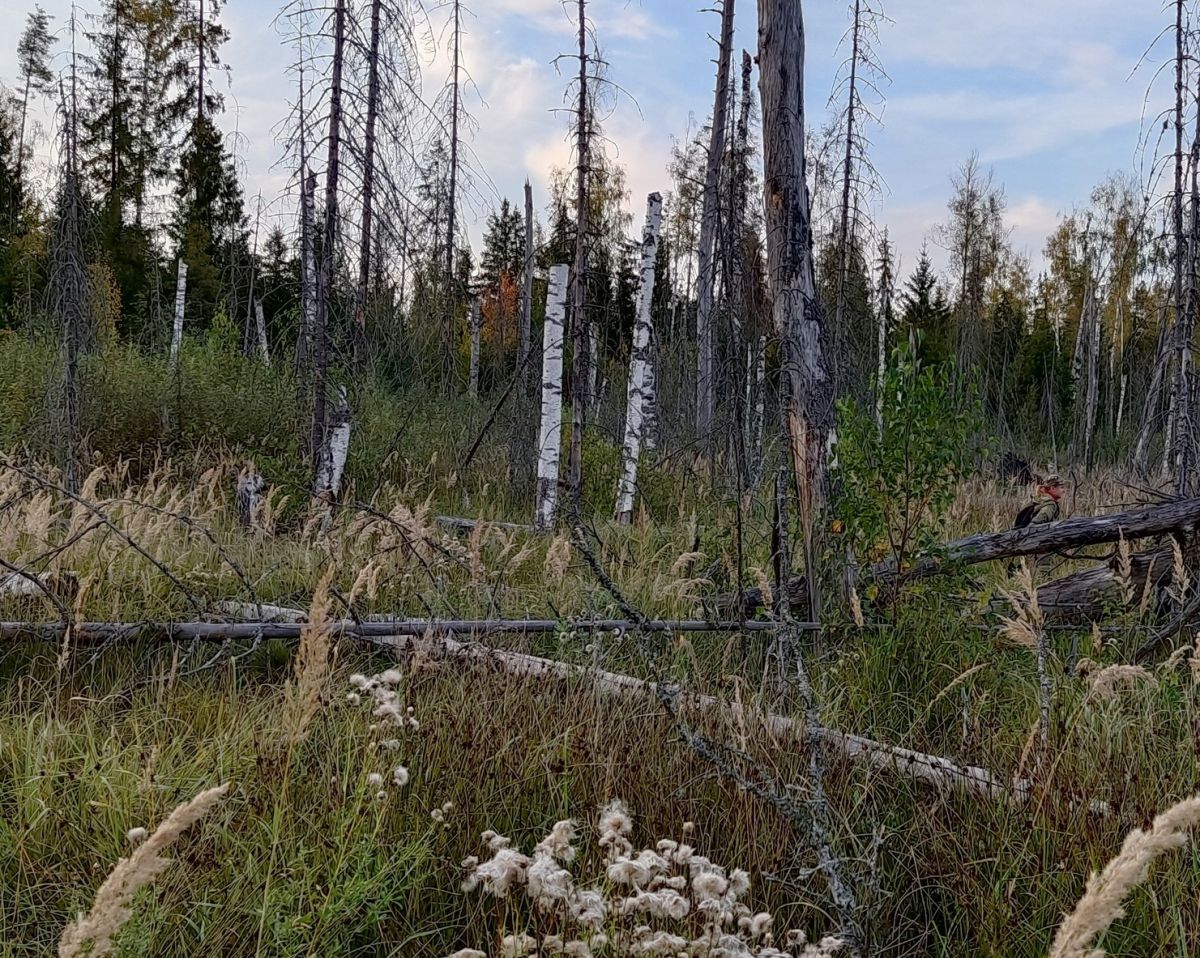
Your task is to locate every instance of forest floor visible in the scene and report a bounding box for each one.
[1,444,1198,956]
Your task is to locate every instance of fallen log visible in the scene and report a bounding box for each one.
[434,515,539,534]
[1027,547,1173,628]
[3,615,1100,808]
[0,617,803,642]
[726,497,1200,614]
[373,632,1030,805]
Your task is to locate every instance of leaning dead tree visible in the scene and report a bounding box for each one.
[615,193,663,523]
[694,0,734,439]
[730,495,1200,616]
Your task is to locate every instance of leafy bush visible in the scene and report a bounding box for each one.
[833,345,988,574]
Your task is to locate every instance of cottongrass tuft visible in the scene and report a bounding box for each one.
[1049,793,1200,958]
[452,803,842,957]
[124,827,148,845]
[58,783,230,958]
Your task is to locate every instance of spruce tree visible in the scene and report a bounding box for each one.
[14,6,54,187]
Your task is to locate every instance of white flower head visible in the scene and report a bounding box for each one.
[392,766,409,787]
[125,827,148,844]
[366,772,384,788]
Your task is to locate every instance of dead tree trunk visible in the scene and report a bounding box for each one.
[1133,305,1172,475]
[536,264,570,530]
[759,0,835,623]
[730,495,1200,614]
[468,296,482,399]
[442,0,463,391]
[53,155,90,496]
[315,384,351,500]
[644,324,659,454]
[296,166,317,376]
[1173,0,1196,493]
[520,178,535,395]
[695,0,735,440]
[615,193,663,524]
[567,0,591,515]
[353,0,383,367]
[833,0,863,379]
[312,0,347,488]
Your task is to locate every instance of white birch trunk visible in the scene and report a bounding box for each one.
[468,297,482,400]
[535,264,569,530]
[615,193,663,523]
[254,299,270,366]
[643,325,659,453]
[170,259,187,367]
[315,385,351,499]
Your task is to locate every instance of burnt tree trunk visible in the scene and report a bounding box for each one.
[353,0,383,368]
[567,0,591,515]
[695,0,735,439]
[758,0,835,623]
[312,0,347,487]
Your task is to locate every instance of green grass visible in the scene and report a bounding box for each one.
[3,338,1200,955]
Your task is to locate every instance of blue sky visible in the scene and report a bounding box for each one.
[0,0,1169,280]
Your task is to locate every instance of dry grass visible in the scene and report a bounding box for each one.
[4,459,1200,955]
[57,782,230,957]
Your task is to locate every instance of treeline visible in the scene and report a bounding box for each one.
[0,0,1191,497]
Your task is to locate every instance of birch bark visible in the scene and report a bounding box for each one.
[468,297,482,400]
[254,300,270,366]
[615,193,664,523]
[536,265,570,530]
[170,259,187,367]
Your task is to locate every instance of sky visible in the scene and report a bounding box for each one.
[0,0,1172,280]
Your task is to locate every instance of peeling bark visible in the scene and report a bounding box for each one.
[615,193,664,523]
[536,264,570,530]
[170,259,187,367]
